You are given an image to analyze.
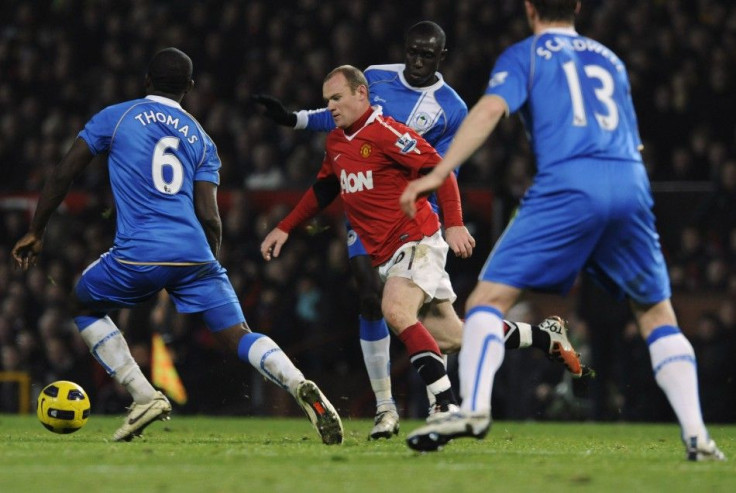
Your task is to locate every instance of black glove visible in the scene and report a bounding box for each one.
[251,94,297,127]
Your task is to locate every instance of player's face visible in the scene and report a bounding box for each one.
[403,34,445,87]
[323,73,368,129]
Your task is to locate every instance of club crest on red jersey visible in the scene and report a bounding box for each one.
[360,143,372,158]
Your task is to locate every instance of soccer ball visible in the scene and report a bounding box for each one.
[37,380,91,434]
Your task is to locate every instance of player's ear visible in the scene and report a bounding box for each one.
[186,79,195,93]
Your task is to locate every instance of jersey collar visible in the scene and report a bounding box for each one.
[539,27,578,36]
[343,106,384,140]
[398,68,445,93]
[145,95,183,109]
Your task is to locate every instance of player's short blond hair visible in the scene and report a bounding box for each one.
[324,65,369,96]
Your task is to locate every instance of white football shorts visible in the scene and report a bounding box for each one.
[377,230,457,304]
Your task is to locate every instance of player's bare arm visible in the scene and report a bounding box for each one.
[12,138,93,270]
[400,95,506,218]
[261,228,290,261]
[194,180,222,259]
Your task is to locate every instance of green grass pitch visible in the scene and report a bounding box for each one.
[1,415,734,492]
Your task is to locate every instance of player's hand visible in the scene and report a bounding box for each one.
[260,228,289,261]
[444,225,476,258]
[11,232,43,271]
[251,94,297,127]
[400,173,445,218]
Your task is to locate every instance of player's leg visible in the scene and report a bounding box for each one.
[418,301,457,415]
[379,233,463,416]
[381,276,458,412]
[632,299,724,461]
[211,321,342,445]
[406,280,516,451]
[176,262,342,444]
[406,190,595,451]
[73,255,171,441]
[594,162,723,460]
[504,316,586,377]
[349,250,398,439]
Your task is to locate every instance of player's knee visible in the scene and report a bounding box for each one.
[465,285,515,314]
[380,301,408,331]
[213,324,249,353]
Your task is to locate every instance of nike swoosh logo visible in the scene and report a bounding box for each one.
[127,401,158,425]
[333,153,342,162]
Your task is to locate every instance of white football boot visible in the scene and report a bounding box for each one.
[407,410,491,452]
[685,435,726,461]
[370,408,400,439]
[113,391,172,442]
[539,316,588,378]
[426,402,460,423]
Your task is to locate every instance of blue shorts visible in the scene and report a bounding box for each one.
[345,220,369,258]
[75,253,244,331]
[480,160,671,305]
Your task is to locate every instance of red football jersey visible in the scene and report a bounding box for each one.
[319,107,442,266]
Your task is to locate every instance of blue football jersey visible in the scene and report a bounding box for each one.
[486,28,643,172]
[295,64,467,156]
[78,95,220,263]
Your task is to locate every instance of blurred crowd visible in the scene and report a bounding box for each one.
[1,0,735,422]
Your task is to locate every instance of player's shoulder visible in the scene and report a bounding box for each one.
[433,76,467,110]
[365,64,403,83]
[85,98,148,130]
[372,115,432,156]
[96,98,147,116]
[500,34,537,60]
[374,113,405,130]
[372,114,417,141]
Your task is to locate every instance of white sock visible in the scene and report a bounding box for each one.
[426,354,448,408]
[238,333,305,395]
[648,326,707,440]
[360,335,394,411]
[458,307,505,413]
[76,315,156,403]
[515,322,533,348]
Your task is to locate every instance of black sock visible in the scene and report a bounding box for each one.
[410,351,457,406]
[531,324,551,352]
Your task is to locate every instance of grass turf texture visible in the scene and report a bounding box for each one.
[1,416,734,492]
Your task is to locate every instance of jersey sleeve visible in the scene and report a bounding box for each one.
[434,172,463,227]
[77,106,118,155]
[278,153,338,232]
[194,130,221,185]
[484,46,529,115]
[294,108,337,132]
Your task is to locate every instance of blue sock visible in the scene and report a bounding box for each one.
[359,317,389,341]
